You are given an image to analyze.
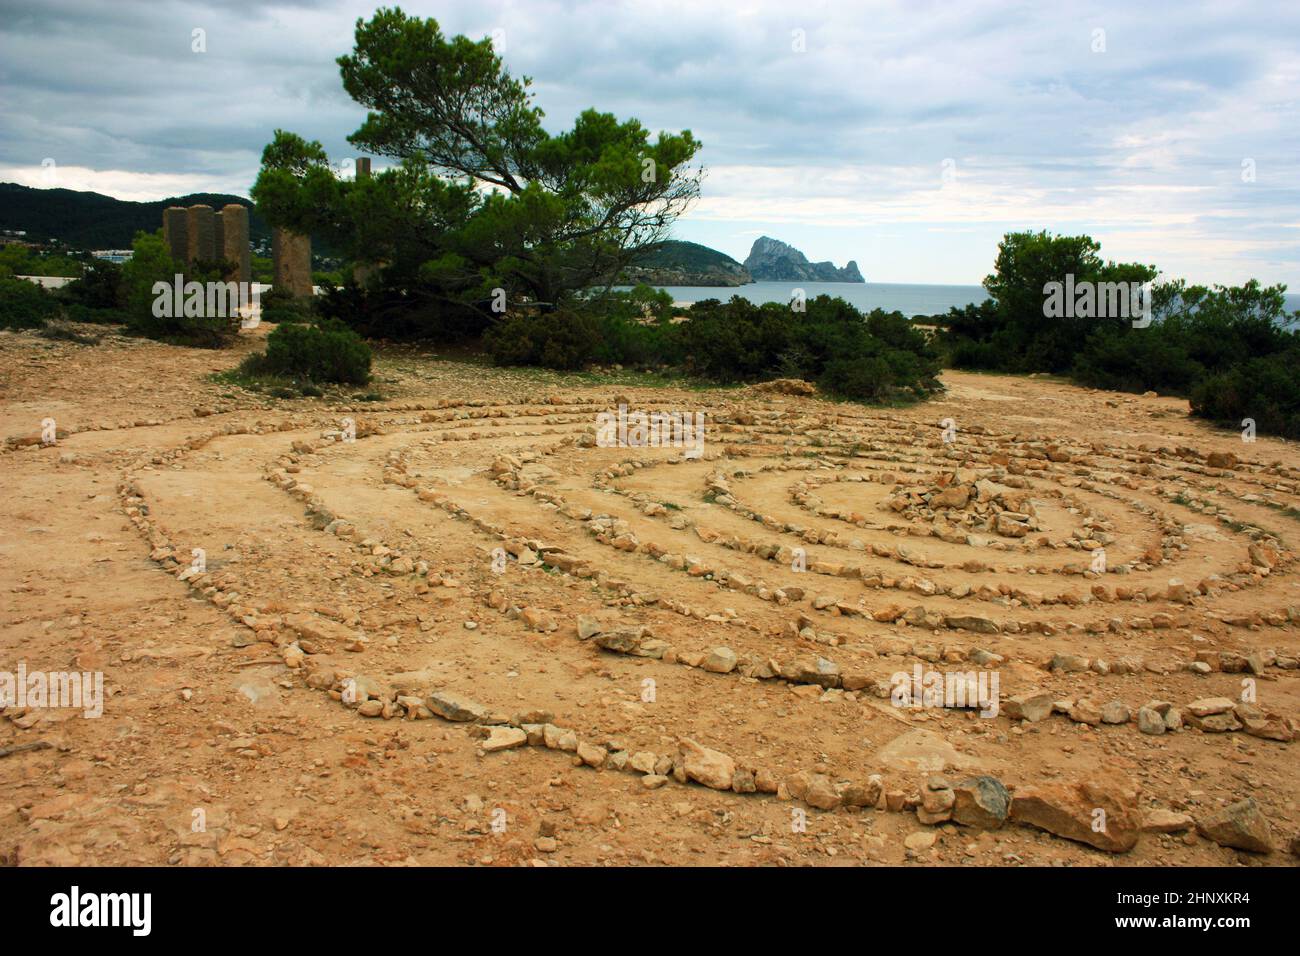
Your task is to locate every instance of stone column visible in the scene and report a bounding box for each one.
[162,207,188,263]
[186,204,216,263]
[213,212,225,268]
[352,158,377,286]
[272,226,312,299]
[219,204,251,285]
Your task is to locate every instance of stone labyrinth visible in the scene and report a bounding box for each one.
[70,377,1296,864]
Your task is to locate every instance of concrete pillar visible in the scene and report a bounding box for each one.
[219,204,251,286]
[186,204,216,263]
[162,207,188,263]
[272,226,312,299]
[213,212,225,267]
[352,158,374,286]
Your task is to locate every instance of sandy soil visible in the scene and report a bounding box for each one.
[0,324,1296,867]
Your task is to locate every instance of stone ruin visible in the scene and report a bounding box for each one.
[161,202,252,287]
[161,158,376,300]
[271,226,312,299]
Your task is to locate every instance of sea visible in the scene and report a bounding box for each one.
[616,280,1300,320]
[616,281,987,317]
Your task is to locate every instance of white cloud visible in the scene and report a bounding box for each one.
[0,0,1297,284]
[0,164,247,201]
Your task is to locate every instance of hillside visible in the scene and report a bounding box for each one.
[621,239,753,286]
[0,182,271,249]
[743,235,864,282]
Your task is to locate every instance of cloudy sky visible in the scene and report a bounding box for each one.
[2,0,1298,285]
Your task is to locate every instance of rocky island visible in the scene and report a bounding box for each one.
[743,235,864,282]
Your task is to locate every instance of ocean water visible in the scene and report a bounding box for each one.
[620,281,1300,321]
[618,281,988,317]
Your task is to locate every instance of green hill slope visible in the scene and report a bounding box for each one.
[621,239,753,287]
[0,182,270,249]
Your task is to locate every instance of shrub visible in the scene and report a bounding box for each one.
[483,309,602,370]
[1071,324,1205,393]
[942,230,1300,437]
[257,287,312,324]
[257,318,373,384]
[315,279,489,342]
[0,277,60,329]
[675,295,941,400]
[819,355,892,401]
[478,293,941,402]
[64,302,131,326]
[121,232,238,348]
[1189,351,1300,440]
[65,259,124,311]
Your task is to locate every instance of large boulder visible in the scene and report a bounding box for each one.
[425,690,490,722]
[1197,798,1274,854]
[677,739,735,791]
[594,626,667,658]
[952,776,1011,828]
[1010,773,1142,852]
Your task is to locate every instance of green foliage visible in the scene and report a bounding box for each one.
[675,295,940,400]
[947,230,1157,374]
[64,302,131,325]
[1190,350,1300,439]
[257,287,313,325]
[314,279,489,342]
[120,231,237,348]
[1068,280,1295,399]
[0,182,272,251]
[251,7,702,338]
[68,258,123,307]
[943,230,1300,437]
[0,242,84,279]
[0,276,61,329]
[251,318,373,384]
[484,309,600,370]
[481,292,940,402]
[628,240,745,273]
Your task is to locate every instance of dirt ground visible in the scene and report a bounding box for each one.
[1,323,1296,867]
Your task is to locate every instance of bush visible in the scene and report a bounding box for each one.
[37,321,102,345]
[483,309,601,370]
[0,277,60,329]
[257,287,312,324]
[479,292,941,402]
[819,355,892,401]
[0,243,84,279]
[65,259,124,310]
[1190,351,1300,440]
[255,318,373,384]
[1071,324,1205,393]
[942,230,1300,438]
[676,295,941,400]
[64,302,131,325]
[315,278,489,342]
[121,232,238,348]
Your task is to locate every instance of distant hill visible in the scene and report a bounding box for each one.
[0,182,271,250]
[743,235,864,283]
[621,240,753,287]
